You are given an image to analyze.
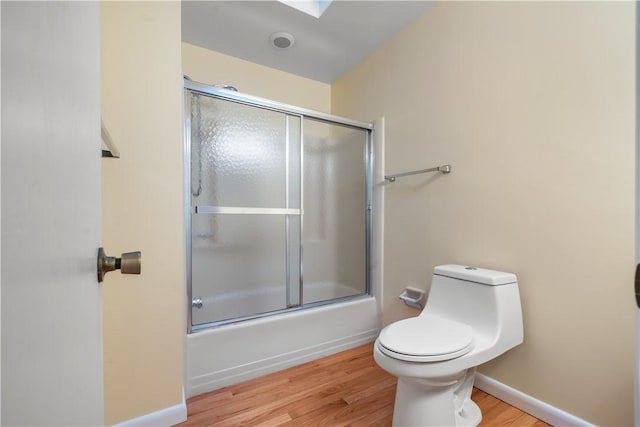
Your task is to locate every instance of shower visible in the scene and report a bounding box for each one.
[184,79,373,332]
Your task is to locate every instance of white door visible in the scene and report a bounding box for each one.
[2,2,104,425]
[636,7,640,423]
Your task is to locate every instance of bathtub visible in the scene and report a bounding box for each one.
[186,291,380,398]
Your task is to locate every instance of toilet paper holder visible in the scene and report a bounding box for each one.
[399,287,427,309]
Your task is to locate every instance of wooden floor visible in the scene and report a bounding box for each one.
[178,343,549,427]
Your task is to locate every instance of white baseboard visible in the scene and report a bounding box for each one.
[113,389,187,427]
[474,373,593,427]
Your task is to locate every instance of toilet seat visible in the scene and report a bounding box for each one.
[377,314,474,362]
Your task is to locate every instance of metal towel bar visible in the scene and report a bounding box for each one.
[384,164,452,182]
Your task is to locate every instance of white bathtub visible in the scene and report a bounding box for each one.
[186,293,380,398]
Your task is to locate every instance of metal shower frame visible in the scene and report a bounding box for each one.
[184,78,373,333]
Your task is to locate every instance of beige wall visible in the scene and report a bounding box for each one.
[332,2,635,425]
[101,2,184,424]
[182,42,331,112]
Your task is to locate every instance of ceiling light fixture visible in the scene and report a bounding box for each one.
[270,32,295,49]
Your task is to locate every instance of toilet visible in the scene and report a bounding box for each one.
[374,264,523,427]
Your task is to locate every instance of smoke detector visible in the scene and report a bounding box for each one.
[270,32,295,49]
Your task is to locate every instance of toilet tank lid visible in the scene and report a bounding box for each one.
[434,264,517,285]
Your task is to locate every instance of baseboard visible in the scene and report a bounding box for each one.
[474,373,593,427]
[113,389,187,427]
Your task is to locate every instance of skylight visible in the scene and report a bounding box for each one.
[277,0,334,19]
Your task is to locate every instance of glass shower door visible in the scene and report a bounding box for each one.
[302,118,368,304]
[188,93,301,326]
[186,81,372,332]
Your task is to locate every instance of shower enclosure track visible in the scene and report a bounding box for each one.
[184,79,373,131]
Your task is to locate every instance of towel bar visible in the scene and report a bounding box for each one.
[384,164,451,182]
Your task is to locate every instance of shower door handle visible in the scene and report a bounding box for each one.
[97,247,142,283]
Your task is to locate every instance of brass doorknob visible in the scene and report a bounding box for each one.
[97,247,142,283]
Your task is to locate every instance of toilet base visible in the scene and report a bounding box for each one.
[391,368,480,427]
[456,399,481,427]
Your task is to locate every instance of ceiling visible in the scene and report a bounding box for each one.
[182,1,433,83]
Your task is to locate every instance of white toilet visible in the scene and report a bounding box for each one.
[374,264,523,427]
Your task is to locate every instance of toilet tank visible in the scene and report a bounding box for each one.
[423,265,522,339]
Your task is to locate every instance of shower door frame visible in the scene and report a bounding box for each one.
[184,79,373,333]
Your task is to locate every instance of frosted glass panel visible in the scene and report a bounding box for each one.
[187,89,369,329]
[191,214,287,324]
[302,119,367,304]
[189,93,303,326]
[190,93,293,208]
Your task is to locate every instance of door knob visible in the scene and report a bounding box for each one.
[97,247,142,283]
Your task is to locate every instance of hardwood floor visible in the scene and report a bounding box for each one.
[178,343,548,427]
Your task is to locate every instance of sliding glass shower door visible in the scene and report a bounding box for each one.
[186,82,371,331]
[302,119,368,304]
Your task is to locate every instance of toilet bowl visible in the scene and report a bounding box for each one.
[374,265,523,426]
